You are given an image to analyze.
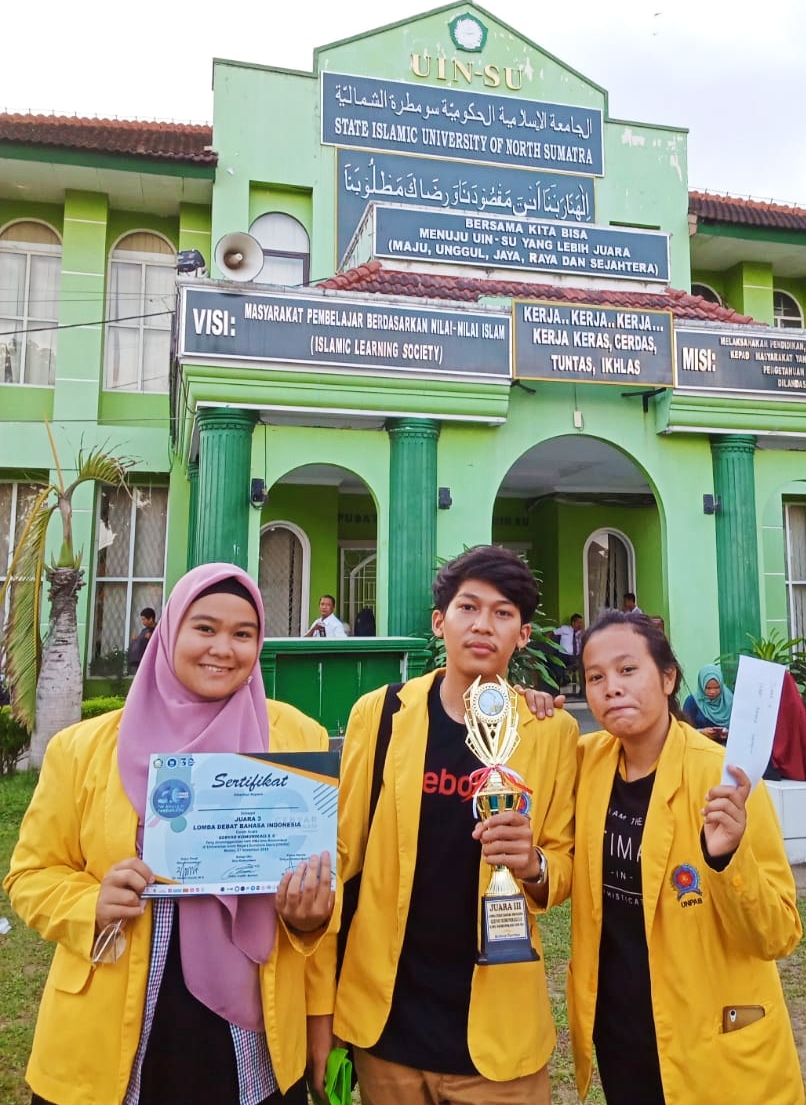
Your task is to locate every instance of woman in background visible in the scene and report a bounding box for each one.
[683,662,733,742]
[568,611,802,1105]
[5,563,336,1105]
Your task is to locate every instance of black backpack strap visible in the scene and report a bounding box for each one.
[368,681,403,827]
[337,681,403,978]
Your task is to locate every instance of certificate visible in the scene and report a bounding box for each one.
[720,656,785,789]
[141,750,339,896]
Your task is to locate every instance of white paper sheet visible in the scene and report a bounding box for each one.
[720,655,785,789]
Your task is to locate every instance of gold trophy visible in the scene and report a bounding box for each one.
[464,675,539,965]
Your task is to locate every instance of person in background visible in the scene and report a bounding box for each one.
[128,607,157,673]
[682,663,733,743]
[5,563,336,1105]
[552,613,584,691]
[336,545,577,1105]
[568,611,802,1105]
[766,669,806,781]
[304,595,347,639]
[621,592,642,616]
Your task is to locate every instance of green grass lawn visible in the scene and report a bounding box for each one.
[2,770,805,1104]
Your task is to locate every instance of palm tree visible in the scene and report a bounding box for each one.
[0,424,133,766]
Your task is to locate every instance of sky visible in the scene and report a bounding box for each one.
[2,0,805,204]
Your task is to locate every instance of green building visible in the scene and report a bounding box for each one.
[2,2,806,725]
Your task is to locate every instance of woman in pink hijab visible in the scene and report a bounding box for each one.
[5,563,335,1105]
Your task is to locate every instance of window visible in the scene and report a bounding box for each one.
[584,528,635,624]
[259,522,310,636]
[250,213,310,286]
[774,290,803,329]
[89,485,168,675]
[104,232,175,392]
[784,503,806,639]
[0,221,61,385]
[340,546,377,632]
[0,482,40,624]
[691,282,722,306]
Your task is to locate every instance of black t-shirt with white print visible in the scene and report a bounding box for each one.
[593,767,665,1105]
[370,675,481,1074]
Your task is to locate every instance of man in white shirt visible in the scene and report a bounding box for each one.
[554,613,583,658]
[552,613,583,690]
[304,594,348,638]
[622,592,643,616]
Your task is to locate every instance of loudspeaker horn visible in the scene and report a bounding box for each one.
[214,232,264,282]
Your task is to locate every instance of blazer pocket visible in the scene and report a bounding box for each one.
[51,945,93,994]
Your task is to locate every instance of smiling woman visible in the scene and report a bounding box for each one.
[567,611,803,1105]
[4,563,337,1105]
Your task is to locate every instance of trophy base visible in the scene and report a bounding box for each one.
[477,891,540,965]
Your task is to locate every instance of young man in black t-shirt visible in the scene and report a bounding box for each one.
[336,546,578,1105]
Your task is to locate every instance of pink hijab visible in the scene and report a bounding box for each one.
[118,562,273,1032]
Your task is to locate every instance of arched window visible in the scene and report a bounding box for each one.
[259,521,311,636]
[774,290,803,329]
[584,528,635,624]
[0,220,61,385]
[89,484,168,676]
[104,231,176,392]
[691,282,722,306]
[250,213,310,287]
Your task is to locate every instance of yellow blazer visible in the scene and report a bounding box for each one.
[569,718,803,1105]
[4,701,336,1105]
[334,670,577,1081]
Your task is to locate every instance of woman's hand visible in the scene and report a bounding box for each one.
[513,686,566,718]
[306,1013,334,1101]
[96,858,154,932]
[471,811,537,881]
[702,765,751,858]
[276,852,334,934]
[702,726,728,743]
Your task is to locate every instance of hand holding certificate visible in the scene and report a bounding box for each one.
[141,750,339,897]
[702,656,786,860]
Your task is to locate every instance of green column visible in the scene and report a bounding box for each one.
[387,418,440,636]
[195,408,257,568]
[186,460,199,571]
[710,434,761,668]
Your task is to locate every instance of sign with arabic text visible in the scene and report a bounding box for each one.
[179,285,511,381]
[675,326,806,396]
[372,206,669,282]
[322,73,604,176]
[337,149,594,263]
[513,300,674,386]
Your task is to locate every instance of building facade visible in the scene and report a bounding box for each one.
[2,2,806,711]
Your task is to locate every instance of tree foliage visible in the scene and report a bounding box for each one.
[0,424,134,732]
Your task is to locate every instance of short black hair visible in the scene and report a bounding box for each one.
[570,613,583,624]
[140,607,156,620]
[432,545,538,624]
[579,610,684,719]
[623,592,636,603]
[320,594,336,606]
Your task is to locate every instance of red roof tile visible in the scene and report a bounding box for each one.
[319,261,755,324]
[0,113,216,166]
[689,191,806,231]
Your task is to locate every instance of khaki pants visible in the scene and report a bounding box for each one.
[353,1048,551,1105]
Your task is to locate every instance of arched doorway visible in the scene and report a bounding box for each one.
[259,521,310,636]
[493,435,661,630]
[584,528,635,623]
[260,462,379,636]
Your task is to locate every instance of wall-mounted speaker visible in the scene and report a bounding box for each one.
[213,232,264,282]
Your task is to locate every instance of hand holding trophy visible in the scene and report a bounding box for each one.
[464,675,540,965]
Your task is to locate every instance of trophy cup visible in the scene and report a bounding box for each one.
[464,675,539,965]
